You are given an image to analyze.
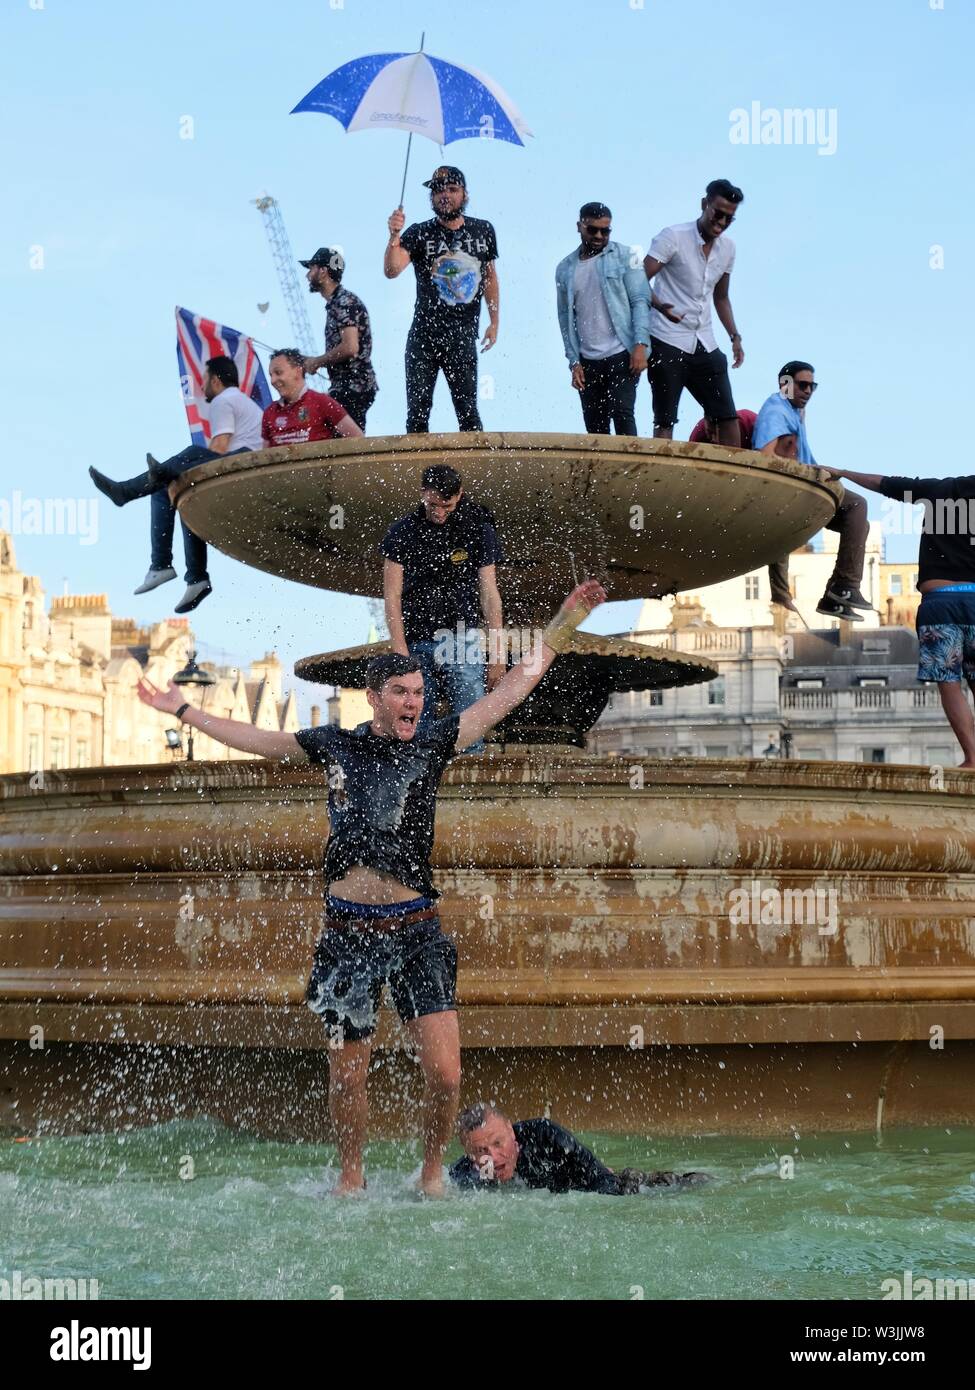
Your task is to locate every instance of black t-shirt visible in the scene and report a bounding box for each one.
[449,1120,623,1194]
[399,216,498,331]
[877,474,975,585]
[379,498,505,645]
[294,716,460,899]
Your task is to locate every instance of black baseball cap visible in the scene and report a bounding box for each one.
[299,247,345,274]
[423,165,466,190]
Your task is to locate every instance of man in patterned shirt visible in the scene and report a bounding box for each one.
[301,248,379,429]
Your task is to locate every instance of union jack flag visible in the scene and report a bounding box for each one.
[175,306,272,446]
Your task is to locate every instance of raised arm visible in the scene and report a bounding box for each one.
[385,208,411,278]
[137,678,308,761]
[455,580,606,751]
[478,563,504,691]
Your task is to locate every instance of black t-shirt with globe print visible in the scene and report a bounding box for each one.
[400,216,498,332]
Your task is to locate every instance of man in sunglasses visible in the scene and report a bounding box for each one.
[555,202,650,435]
[754,361,870,621]
[643,179,745,446]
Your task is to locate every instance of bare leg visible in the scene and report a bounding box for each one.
[938,681,975,768]
[327,1038,372,1195]
[408,1010,461,1196]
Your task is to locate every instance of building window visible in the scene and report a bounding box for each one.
[28,732,42,771]
[75,741,90,768]
[858,677,888,687]
[796,679,824,689]
[926,747,954,765]
[642,689,663,707]
[705,745,729,757]
[50,737,66,769]
[797,747,826,760]
[745,575,760,600]
[707,677,726,706]
[889,574,903,596]
[863,748,886,764]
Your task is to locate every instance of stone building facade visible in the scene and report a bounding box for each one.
[0,531,300,773]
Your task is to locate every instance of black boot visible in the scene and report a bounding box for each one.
[88,467,158,507]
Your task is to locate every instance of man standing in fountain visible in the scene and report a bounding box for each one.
[136,579,606,1197]
[385,166,499,432]
[381,464,505,752]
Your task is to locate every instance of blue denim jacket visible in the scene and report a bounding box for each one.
[555,240,651,365]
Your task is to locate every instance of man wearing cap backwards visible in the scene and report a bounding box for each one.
[385,166,499,433]
[137,578,606,1198]
[301,248,379,430]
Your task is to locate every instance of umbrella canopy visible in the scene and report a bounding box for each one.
[291,51,532,147]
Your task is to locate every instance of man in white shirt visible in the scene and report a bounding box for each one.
[89,356,264,613]
[643,179,745,447]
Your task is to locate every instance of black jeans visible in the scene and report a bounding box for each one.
[578,350,638,435]
[329,384,377,431]
[405,320,483,432]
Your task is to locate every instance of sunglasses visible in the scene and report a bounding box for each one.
[583,225,611,237]
[792,380,818,393]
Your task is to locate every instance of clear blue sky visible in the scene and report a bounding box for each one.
[2,0,971,714]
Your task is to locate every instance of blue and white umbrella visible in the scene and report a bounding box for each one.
[292,43,531,202]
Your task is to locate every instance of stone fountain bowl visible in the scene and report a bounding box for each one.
[171,433,844,619]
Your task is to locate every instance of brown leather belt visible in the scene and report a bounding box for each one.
[327,906,438,933]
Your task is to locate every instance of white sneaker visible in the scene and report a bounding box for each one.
[134,567,177,595]
[174,578,213,614]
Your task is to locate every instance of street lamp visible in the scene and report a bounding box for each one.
[172,650,216,761]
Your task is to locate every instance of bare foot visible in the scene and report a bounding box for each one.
[414,1172,447,1199]
[957,761,975,770]
[331,1176,367,1198]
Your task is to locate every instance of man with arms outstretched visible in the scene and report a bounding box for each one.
[138,580,606,1197]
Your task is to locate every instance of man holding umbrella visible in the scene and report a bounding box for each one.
[385,166,499,433]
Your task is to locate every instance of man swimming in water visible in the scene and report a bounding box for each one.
[449,1104,710,1194]
[137,580,606,1198]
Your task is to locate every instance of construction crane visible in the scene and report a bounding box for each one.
[253,194,328,388]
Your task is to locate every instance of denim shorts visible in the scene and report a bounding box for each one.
[305,896,457,1042]
[916,587,975,682]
